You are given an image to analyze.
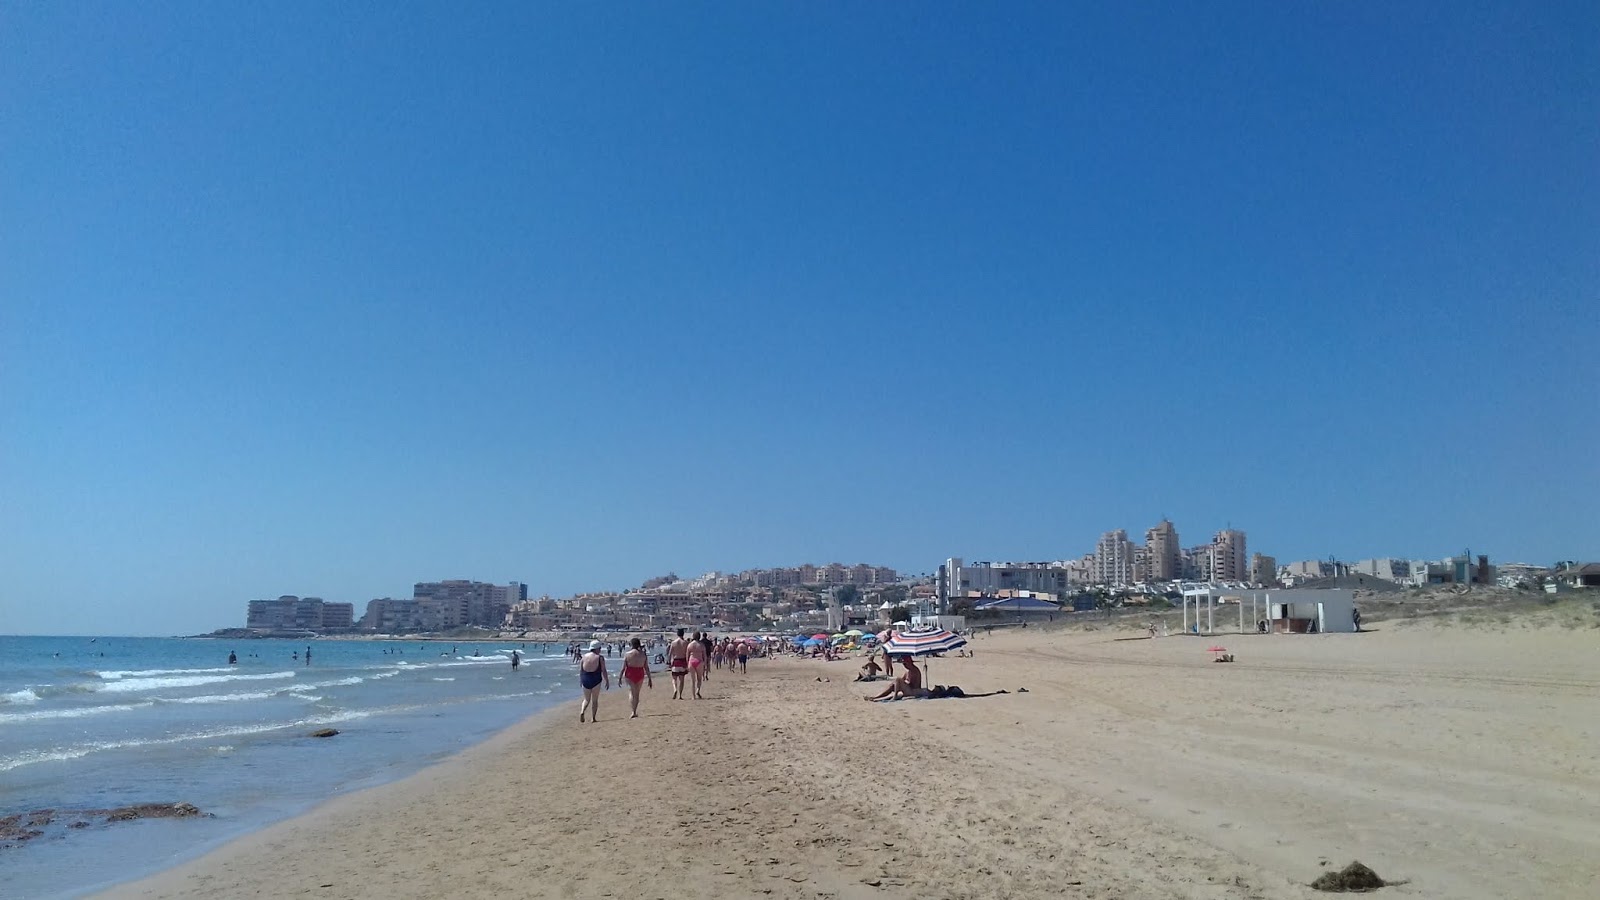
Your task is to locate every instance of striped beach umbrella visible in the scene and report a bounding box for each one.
[881,629,967,657]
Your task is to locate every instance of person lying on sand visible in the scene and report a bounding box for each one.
[865,656,926,701]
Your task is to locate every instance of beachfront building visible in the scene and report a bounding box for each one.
[1405,555,1494,587]
[1145,519,1181,581]
[361,597,422,632]
[941,559,1072,606]
[741,563,898,587]
[412,580,527,630]
[1095,530,1138,585]
[1181,587,1356,635]
[247,596,351,633]
[1208,530,1248,583]
[1250,553,1278,587]
[974,593,1063,620]
[1551,562,1600,588]
[1352,558,1411,582]
[320,602,354,629]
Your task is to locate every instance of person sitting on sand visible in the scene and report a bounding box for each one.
[855,656,883,682]
[865,655,926,701]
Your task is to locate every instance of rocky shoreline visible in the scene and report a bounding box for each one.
[1,803,207,849]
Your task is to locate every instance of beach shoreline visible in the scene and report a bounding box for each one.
[101,624,1600,899]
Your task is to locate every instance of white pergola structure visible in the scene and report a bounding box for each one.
[1181,585,1269,635]
[1181,586,1357,634]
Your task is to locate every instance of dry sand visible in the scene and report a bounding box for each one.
[103,621,1600,899]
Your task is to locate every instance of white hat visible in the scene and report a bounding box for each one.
[588,640,602,651]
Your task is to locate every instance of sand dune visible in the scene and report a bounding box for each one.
[104,621,1600,899]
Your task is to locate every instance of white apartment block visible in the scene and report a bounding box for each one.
[1209,529,1248,582]
[1144,519,1181,581]
[1095,530,1137,585]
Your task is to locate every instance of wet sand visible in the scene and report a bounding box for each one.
[103,621,1600,899]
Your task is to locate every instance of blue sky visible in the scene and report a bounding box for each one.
[3,2,1596,635]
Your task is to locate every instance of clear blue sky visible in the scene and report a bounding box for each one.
[3,2,1596,635]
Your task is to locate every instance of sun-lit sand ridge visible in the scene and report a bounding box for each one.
[105,612,1600,899]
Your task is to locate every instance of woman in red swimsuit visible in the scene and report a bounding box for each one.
[620,638,653,719]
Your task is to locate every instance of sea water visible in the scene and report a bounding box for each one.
[0,635,576,898]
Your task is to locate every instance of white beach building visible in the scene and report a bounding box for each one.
[1181,587,1357,635]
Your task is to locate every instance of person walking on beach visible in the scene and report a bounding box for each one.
[667,628,690,700]
[698,632,714,684]
[686,631,709,699]
[620,638,652,718]
[578,640,610,723]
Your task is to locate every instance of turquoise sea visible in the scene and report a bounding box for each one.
[0,635,573,898]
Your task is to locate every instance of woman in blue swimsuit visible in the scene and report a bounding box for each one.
[578,640,610,723]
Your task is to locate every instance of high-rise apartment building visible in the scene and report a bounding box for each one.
[1209,529,1248,582]
[1095,529,1137,585]
[412,580,526,630]
[1145,519,1181,582]
[246,595,351,632]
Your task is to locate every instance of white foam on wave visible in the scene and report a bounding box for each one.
[431,677,456,682]
[0,701,156,724]
[3,688,40,705]
[0,708,382,773]
[96,667,234,680]
[100,671,297,694]
[156,674,364,705]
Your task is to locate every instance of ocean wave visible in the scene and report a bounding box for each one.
[0,709,381,773]
[431,677,456,682]
[95,666,235,680]
[154,675,363,705]
[0,701,156,724]
[99,671,297,694]
[2,688,40,705]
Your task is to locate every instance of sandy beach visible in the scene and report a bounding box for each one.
[103,620,1600,899]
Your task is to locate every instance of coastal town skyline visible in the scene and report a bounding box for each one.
[220,518,1577,638]
[3,516,1587,636]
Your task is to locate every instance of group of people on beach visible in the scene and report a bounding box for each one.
[575,628,757,723]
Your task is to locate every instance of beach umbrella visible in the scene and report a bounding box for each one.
[844,629,864,637]
[882,629,967,657]
[811,633,830,641]
[882,628,968,683]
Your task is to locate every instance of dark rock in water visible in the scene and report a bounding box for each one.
[2,803,207,850]
[309,728,340,738]
[102,802,206,823]
[1311,860,1388,892]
